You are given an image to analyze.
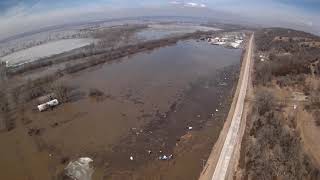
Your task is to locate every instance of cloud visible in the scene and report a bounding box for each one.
[185,2,206,8]
[205,0,319,31]
[1,2,28,17]
[307,21,313,27]
[169,1,207,8]
[169,1,180,5]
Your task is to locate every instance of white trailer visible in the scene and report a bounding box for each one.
[37,99,59,112]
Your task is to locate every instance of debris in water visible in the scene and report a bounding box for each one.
[148,150,152,154]
[28,128,41,136]
[159,155,167,160]
[61,157,69,164]
[188,126,193,130]
[130,156,134,161]
[216,109,219,112]
[197,115,201,118]
[65,157,94,180]
[159,154,173,160]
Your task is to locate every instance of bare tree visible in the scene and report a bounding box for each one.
[255,90,275,115]
[52,84,72,103]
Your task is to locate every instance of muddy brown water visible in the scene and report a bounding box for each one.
[0,40,241,180]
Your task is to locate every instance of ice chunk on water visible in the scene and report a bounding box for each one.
[65,157,94,180]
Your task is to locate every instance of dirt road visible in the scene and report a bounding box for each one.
[199,34,254,180]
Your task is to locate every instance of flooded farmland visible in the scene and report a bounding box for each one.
[1,39,96,66]
[0,39,242,180]
[136,24,219,41]
[1,39,94,66]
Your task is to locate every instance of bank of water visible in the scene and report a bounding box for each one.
[0,39,242,180]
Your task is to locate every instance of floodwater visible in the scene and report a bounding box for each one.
[1,39,95,66]
[0,40,242,180]
[136,24,219,40]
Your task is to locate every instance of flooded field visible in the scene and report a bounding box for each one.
[137,24,219,40]
[1,39,95,66]
[0,40,241,180]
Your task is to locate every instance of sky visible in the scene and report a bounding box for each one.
[0,0,319,40]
